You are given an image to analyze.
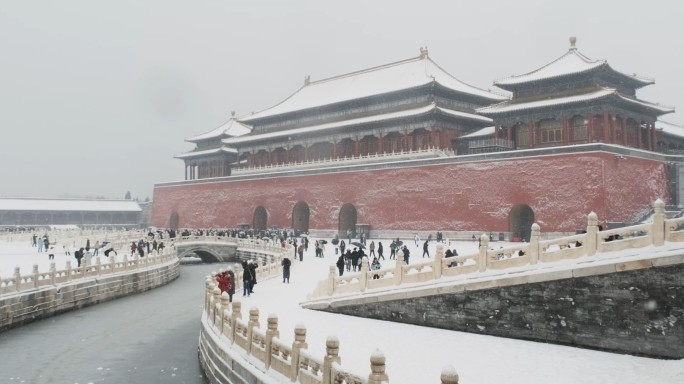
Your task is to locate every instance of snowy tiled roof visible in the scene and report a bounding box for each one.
[241,53,505,122]
[478,88,674,115]
[224,104,492,145]
[494,46,654,88]
[185,118,251,143]
[175,147,238,160]
[0,198,142,212]
[459,126,495,138]
[656,121,684,138]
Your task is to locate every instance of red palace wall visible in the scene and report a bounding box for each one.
[152,151,670,233]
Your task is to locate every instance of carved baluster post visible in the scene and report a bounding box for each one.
[368,349,389,384]
[395,250,404,285]
[13,266,20,292]
[323,336,341,384]
[32,264,39,288]
[220,292,231,333]
[123,254,128,271]
[205,277,215,312]
[478,234,489,272]
[434,244,444,279]
[246,307,260,355]
[586,212,598,256]
[66,260,72,282]
[360,256,369,292]
[96,256,102,276]
[230,301,243,342]
[328,265,336,296]
[265,314,280,369]
[440,365,459,384]
[529,223,540,264]
[110,254,117,274]
[50,262,56,285]
[653,199,665,246]
[291,323,308,381]
[208,287,219,323]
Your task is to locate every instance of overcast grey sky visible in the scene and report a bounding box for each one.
[0,0,681,201]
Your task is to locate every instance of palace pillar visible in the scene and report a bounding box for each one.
[587,114,593,142]
[562,117,570,145]
[650,123,656,151]
[354,140,359,156]
[603,113,611,143]
[637,122,643,149]
[377,134,384,154]
[528,122,536,148]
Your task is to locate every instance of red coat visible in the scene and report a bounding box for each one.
[216,273,233,293]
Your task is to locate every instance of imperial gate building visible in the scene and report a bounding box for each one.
[152,40,682,240]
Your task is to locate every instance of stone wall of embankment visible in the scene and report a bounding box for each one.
[314,256,684,359]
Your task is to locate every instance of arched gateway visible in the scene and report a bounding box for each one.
[338,204,357,237]
[253,206,267,231]
[509,204,535,242]
[292,201,310,234]
[169,212,180,230]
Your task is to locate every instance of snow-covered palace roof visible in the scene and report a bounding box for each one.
[224,103,492,145]
[185,116,251,143]
[494,37,654,90]
[478,88,674,116]
[0,198,142,212]
[241,49,506,122]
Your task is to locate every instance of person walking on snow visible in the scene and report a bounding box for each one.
[422,240,430,258]
[282,257,291,283]
[369,241,376,257]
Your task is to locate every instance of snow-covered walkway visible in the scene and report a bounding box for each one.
[2,237,684,384]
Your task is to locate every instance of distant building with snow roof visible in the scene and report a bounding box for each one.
[0,198,143,227]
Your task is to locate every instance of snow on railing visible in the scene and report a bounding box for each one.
[308,199,675,299]
[0,248,178,295]
[232,147,454,176]
[203,271,411,384]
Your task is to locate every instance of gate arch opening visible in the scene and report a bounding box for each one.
[292,201,310,234]
[169,212,180,230]
[253,206,268,231]
[509,204,535,242]
[338,204,357,237]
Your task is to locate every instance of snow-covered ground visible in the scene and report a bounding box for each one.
[2,237,683,384]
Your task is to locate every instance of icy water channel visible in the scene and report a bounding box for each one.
[0,263,218,384]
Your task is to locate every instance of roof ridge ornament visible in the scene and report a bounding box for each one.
[304,75,311,86]
[419,46,428,59]
[569,36,577,51]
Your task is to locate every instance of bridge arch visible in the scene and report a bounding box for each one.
[292,201,310,234]
[509,204,535,242]
[253,206,268,231]
[338,203,357,237]
[177,246,223,263]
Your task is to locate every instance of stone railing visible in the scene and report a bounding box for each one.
[201,273,459,384]
[0,248,177,295]
[232,147,454,176]
[309,199,676,299]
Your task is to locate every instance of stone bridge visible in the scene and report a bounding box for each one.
[174,238,282,263]
[175,241,238,263]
